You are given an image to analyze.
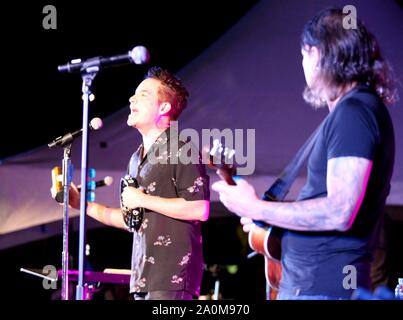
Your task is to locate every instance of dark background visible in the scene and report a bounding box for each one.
[0,0,258,160]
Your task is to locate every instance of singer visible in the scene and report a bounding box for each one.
[66,67,210,300]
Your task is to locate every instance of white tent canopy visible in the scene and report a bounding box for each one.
[1,0,402,249]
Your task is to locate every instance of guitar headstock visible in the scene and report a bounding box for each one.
[204,139,237,185]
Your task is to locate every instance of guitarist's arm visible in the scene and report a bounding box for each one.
[214,156,372,232]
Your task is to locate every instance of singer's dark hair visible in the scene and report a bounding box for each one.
[145,66,189,120]
[301,8,399,107]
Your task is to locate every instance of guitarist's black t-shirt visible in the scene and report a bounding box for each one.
[280,85,395,299]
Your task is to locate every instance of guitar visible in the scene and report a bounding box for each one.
[119,175,145,232]
[206,140,282,300]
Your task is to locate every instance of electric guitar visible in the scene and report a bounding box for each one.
[206,140,282,300]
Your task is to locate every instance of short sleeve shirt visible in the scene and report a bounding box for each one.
[127,127,210,296]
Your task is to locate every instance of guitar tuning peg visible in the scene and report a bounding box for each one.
[228,149,236,159]
[210,139,220,156]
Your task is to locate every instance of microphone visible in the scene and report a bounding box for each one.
[77,176,114,191]
[51,172,114,203]
[48,117,103,148]
[57,46,150,73]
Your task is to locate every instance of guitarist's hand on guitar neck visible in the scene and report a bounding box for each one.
[212,178,267,229]
[207,140,263,222]
[212,178,261,221]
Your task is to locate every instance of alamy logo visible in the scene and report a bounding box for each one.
[342,265,357,290]
[42,5,57,30]
[42,265,58,289]
[146,121,256,175]
[342,5,357,30]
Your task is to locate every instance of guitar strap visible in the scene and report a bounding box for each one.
[263,121,325,202]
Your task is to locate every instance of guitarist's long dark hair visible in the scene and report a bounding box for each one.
[301,8,399,108]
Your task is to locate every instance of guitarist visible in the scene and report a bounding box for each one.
[212,8,397,300]
[67,67,210,300]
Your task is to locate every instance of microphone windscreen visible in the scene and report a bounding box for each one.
[130,46,150,65]
[104,176,114,186]
[90,117,103,130]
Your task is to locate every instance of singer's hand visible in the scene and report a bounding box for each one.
[50,186,57,200]
[121,186,146,209]
[68,182,80,209]
[49,182,80,209]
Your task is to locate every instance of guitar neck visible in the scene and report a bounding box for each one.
[252,219,267,227]
[217,168,237,186]
[217,167,266,226]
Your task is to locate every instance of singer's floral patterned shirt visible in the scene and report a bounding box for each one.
[126,127,209,297]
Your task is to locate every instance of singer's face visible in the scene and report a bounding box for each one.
[127,78,163,130]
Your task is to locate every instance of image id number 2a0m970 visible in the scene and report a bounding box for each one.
[195,304,250,315]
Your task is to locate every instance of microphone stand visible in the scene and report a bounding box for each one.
[61,143,73,300]
[76,66,98,300]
